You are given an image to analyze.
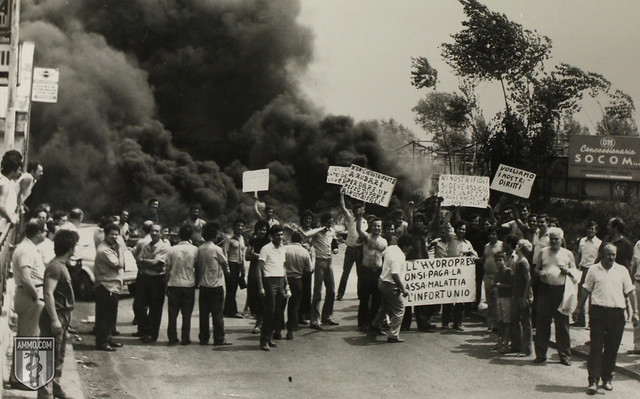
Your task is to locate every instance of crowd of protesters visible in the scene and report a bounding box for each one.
[3,146,640,396]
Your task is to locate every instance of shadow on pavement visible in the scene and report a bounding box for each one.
[342,335,386,346]
[534,384,586,394]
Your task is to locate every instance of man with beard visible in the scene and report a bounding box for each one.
[134,224,170,343]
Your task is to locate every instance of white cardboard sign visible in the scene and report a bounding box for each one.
[326,166,350,185]
[242,169,269,193]
[490,164,536,198]
[403,257,476,306]
[438,174,490,208]
[340,164,396,207]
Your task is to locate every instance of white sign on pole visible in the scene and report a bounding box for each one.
[31,67,59,103]
[438,174,490,208]
[326,166,349,185]
[242,169,269,193]
[403,257,476,306]
[490,164,536,198]
[340,164,397,207]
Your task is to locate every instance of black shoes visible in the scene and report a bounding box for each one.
[560,358,572,366]
[322,319,339,326]
[309,323,324,331]
[97,345,116,352]
[586,382,598,395]
[533,357,547,364]
[109,342,123,348]
[387,337,405,343]
[260,343,270,351]
[213,340,233,346]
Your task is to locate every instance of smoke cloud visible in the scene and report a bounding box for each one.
[21,0,414,225]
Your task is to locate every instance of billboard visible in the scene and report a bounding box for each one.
[568,135,640,181]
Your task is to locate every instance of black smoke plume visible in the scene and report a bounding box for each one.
[22,0,414,225]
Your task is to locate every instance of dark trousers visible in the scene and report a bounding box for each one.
[94,285,119,347]
[535,283,571,361]
[311,258,335,324]
[286,277,303,331]
[299,270,312,322]
[588,305,625,383]
[166,286,195,343]
[337,245,362,298]
[402,305,439,330]
[133,274,166,340]
[224,262,243,316]
[199,286,225,343]
[511,297,532,355]
[247,262,264,326]
[38,309,70,399]
[442,303,464,326]
[357,267,381,328]
[261,277,285,345]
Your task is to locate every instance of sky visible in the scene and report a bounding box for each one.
[297,0,640,138]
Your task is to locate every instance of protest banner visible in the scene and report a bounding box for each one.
[326,166,349,185]
[340,164,397,207]
[438,174,490,208]
[490,164,536,198]
[242,169,269,193]
[402,257,476,306]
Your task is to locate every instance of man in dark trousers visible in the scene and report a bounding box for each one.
[94,223,125,351]
[134,223,170,343]
[574,243,638,395]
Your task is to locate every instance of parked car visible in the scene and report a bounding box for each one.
[72,225,138,301]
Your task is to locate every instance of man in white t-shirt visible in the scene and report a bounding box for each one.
[372,235,414,343]
[258,225,290,351]
[574,243,638,394]
[573,221,602,327]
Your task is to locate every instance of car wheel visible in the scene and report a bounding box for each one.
[127,283,136,297]
[77,272,95,301]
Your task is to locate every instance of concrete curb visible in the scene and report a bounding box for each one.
[2,342,85,399]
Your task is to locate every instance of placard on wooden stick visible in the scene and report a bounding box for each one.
[242,169,269,193]
[340,164,396,207]
[438,174,490,208]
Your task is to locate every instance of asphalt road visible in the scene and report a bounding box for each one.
[69,249,640,399]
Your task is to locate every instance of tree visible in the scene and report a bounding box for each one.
[413,92,471,172]
[441,0,551,114]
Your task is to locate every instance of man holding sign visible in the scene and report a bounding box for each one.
[372,235,414,343]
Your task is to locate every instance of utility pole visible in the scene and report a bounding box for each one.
[2,0,19,151]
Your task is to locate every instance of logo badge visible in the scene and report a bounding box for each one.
[13,337,55,390]
[600,137,616,148]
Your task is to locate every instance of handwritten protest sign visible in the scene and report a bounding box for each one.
[438,174,490,208]
[326,166,350,185]
[341,164,397,207]
[403,257,476,306]
[490,164,536,198]
[242,169,269,192]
